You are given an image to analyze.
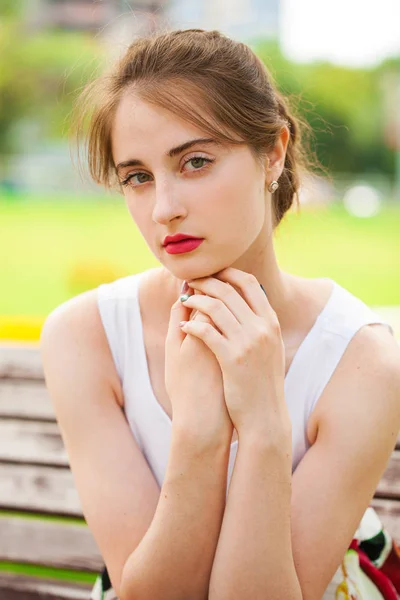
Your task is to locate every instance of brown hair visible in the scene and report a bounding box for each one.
[74,28,313,227]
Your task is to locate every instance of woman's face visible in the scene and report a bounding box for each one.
[111,90,270,281]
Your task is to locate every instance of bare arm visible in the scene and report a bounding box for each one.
[208,325,400,600]
[121,425,231,600]
[120,286,237,599]
[209,418,301,600]
[40,291,232,600]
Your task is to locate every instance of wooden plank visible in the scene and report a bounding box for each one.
[0,420,68,466]
[371,497,400,542]
[1,346,400,449]
[1,419,400,487]
[0,464,83,517]
[375,452,400,499]
[0,572,94,600]
[1,452,398,520]
[0,346,44,380]
[0,380,54,421]
[0,515,103,571]
[0,379,399,450]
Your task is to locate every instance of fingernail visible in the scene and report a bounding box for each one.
[260,284,267,296]
[180,294,190,303]
[181,280,189,294]
[179,321,188,327]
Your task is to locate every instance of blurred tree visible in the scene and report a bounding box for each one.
[0,7,102,153]
[0,14,398,181]
[0,0,24,18]
[254,39,397,179]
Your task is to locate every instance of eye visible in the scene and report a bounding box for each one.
[121,172,152,188]
[120,155,214,189]
[184,156,214,171]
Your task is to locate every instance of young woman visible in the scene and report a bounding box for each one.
[40,29,400,600]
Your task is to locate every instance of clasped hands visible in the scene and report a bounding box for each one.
[172,267,291,440]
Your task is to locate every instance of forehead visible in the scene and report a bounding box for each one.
[111,90,214,161]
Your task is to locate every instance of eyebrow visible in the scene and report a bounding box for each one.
[115,137,217,173]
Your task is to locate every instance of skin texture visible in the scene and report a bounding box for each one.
[111,88,297,325]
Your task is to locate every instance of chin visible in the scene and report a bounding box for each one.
[157,239,244,280]
[165,259,234,282]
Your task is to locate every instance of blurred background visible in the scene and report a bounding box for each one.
[1,2,400,597]
[0,0,399,340]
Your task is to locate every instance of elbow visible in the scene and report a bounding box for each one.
[119,562,139,600]
[119,560,136,600]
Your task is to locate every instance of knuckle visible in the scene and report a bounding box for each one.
[208,297,220,310]
[194,311,212,323]
[220,284,235,301]
[231,346,250,365]
[270,317,281,335]
[244,273,257,286]
[256,326,270,342]
[198,322,210,336]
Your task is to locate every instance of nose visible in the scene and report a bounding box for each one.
[152,181,187,224]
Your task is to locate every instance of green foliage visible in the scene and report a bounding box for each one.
[0,16,103,151]
[0,18,398,177]
[253,39,398,177]
[0,0,24,18]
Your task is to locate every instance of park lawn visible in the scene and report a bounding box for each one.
[1,195,399,322]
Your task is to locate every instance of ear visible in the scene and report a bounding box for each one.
[264,124,290,183]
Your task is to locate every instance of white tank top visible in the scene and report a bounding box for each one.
[97,271,394,496]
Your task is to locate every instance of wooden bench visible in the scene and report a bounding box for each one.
[1,344,400,599]
[0,345,102,599]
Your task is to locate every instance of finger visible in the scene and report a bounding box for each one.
[213,267,274,318]
[187,277,258,326]
[180,293,241,339]
[188,289,207,322]
[179,319,227,363]
[166,294,193,350]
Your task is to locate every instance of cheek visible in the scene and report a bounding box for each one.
[124,197,139,225]
[217,170,264,221]
[124,197,152,238]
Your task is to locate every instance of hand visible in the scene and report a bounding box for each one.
[165,285,234,445]
[178,268,291,438]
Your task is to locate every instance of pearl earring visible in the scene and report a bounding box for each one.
[268,180,279,193]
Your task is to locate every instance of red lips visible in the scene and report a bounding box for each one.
[163,233,203,246]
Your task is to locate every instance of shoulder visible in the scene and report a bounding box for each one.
[330,321,400,396]
[310,321,400,443]
[40,288,123,406]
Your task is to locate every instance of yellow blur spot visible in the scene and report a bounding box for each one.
[0,316,45,343]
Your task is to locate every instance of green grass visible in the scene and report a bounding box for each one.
[1,195,400,319]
